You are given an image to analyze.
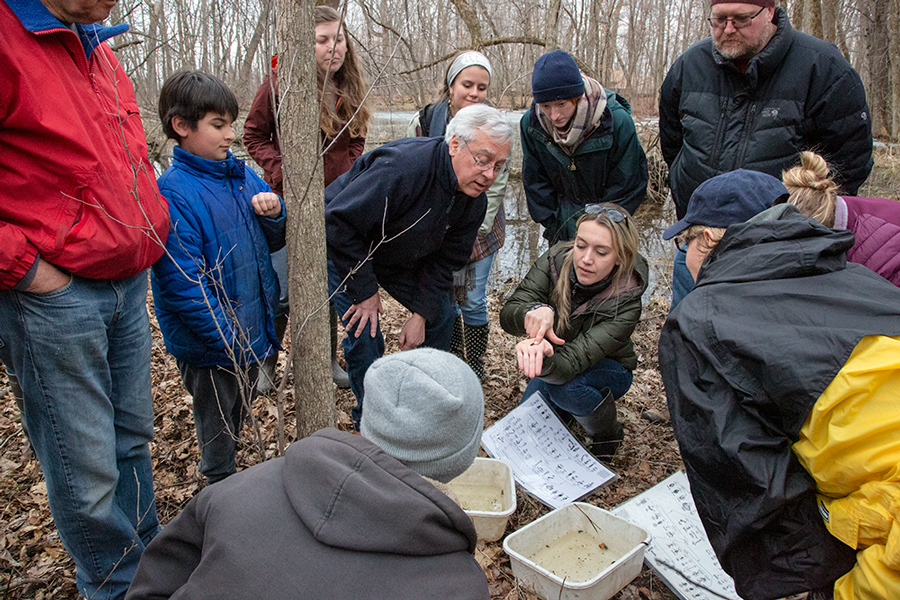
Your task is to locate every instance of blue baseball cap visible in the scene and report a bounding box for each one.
[663,169,789,240]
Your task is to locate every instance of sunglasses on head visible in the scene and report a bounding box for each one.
[584,204,627,223]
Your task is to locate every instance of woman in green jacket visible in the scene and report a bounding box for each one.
[499,204,647,458]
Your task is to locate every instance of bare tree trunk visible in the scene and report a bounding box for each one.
[545,0,562,51]
[821,0,838,44]
[237,0,275,93]
[448,0,484,48]
[890,0,900,138]
[865,0,891,137]
[808,0,824,38]
[277,0,335,438]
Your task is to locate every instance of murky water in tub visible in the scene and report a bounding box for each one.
[527,530,618,583]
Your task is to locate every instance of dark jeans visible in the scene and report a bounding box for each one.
[327,260,455,423]
[177,360,259,484]
[523,358,633,416]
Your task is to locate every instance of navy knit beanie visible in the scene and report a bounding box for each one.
[531,50,585,104]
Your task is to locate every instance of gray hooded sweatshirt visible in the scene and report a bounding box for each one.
[126,429,490,600]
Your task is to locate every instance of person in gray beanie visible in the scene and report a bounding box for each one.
[126,349,489,600]
[521,49,647,243]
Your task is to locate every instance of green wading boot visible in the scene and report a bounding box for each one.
[572,387,624,462]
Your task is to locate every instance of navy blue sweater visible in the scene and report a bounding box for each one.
[325,137,486,321]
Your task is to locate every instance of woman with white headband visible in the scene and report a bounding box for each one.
[407,50,508,382]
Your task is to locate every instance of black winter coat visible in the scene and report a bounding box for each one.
[325,137,486,321]
[659,206,900,599]
[521,92,648,242]
[659,7,873,218]
[126,429,490,600]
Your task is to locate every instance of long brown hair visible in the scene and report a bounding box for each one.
[782,151,838,227]
[316,6,370,139]
[551,205,639,331]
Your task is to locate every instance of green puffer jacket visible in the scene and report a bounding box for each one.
[500,243,648,384]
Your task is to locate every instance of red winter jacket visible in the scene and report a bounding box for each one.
[0,0,169,289]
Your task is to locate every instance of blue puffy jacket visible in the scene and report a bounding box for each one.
[152,146,285,367]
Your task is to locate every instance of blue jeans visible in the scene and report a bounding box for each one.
[177,361,259,484]
[670,248,695,310]
[523,358,633,416]
[328,260,455,423]
[456,253,495,327]
[0,272,160,600]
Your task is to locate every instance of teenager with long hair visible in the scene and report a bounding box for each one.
[499,204,648,459]
[245,5,371,390]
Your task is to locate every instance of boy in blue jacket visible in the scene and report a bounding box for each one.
[152,71,285,484]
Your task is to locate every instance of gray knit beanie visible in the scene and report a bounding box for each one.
[360,348,484,483]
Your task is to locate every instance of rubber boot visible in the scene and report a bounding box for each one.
[464,323,490,382]
[258,313,288,394]
[330,303,350,389]
[572,387,624,461]
[449,315,465,359]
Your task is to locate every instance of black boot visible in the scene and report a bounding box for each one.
[464,323,490,382]
[330,303,350,389]
[449,315,465,359]
[572,388,624,461]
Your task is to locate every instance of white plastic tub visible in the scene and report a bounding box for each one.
[503,502,650,600]
[446,457,516,541]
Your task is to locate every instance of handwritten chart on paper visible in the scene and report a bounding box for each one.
[481,392,616,509]
[613,471,742,600]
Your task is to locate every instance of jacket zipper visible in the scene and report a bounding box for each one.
[708,98,729,168]
[735,102,759,169]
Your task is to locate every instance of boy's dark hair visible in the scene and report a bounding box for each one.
[159,70,239,142]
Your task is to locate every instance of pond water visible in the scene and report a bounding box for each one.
[368,111,677,305]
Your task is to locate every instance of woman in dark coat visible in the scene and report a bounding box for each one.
[521,50,648,243]
[500,204,647,459]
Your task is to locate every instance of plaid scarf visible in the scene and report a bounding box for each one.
[536,74,607,156]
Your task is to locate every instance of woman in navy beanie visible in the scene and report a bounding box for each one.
[521,49,648,242]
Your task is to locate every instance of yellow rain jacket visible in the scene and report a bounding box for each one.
[795,335,900,600]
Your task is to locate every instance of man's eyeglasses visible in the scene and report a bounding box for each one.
[707,6,765,30]
[584,204,627,223]
[675,234,695,253]
[462,142,509,176]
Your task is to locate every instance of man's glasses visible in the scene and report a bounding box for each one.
[463,142,509,176]
[675,237,691,253]
[707,6,765,30]
[584,204,627,223]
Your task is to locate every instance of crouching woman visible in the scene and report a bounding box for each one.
[499,204,647,459]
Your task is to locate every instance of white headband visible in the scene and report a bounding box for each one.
[446,51,492,88]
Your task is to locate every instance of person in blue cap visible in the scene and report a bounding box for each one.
[520,49,648,243]
[658,169,900,600]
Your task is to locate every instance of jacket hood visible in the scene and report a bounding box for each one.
[283,429,477,556]
[173,145,248,182]
[696,205,854,288]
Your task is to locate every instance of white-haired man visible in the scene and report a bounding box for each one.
[325,104,512,427]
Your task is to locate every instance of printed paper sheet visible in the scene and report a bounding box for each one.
[481,392,616,509]
[613,471,742,600]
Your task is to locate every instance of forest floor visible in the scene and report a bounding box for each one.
[0,282,680,600]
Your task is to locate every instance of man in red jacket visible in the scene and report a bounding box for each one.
[0,0,170,597]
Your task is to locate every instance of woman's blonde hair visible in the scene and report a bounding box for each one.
[551,204,639,331]
[782,151,838,228]
[317,6,370,139]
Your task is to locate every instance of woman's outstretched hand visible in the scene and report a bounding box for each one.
[524,306,565,346]
[516,338,555,379]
